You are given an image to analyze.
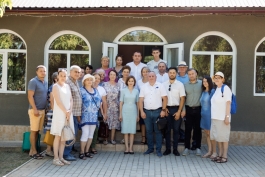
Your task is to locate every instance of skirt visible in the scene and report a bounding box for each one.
[210,119,230,142]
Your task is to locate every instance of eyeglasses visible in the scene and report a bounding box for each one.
[168,84,171,91]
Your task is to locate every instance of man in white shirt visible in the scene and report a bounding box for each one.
[156,62,168,83]
[162,67,185,156]
[147,47,167,74]
[126,51,146,81]
[139,72,168,157]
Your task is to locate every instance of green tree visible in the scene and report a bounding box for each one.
[0,0,12,17]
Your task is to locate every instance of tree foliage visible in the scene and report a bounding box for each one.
[0,0,12,17]
[255,56,265,93]
[119,30,163,42]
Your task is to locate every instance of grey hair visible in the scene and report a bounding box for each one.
[70,65,81,71]
[96,69,105,74]
[158,61,167,67]
[141,67,150,77]
[51,72,58,83]
[101,56,110,62]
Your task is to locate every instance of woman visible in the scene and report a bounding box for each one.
[44,72,58,157]
[96,69,105,86]
[211,72,232,163]
[50,69,74,166]
[119,76,139,154]
[113,55,123,80]
[137,67,150,144]
[200,76,217,159]
[96,56,112,82]
[118,65,131,91]
[85,65,93,74]
[89,73,108,153]
[103,70,120,145]
[79,74,101,159]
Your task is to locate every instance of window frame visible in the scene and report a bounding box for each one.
[44,30,91,82]
[189,31,237,94]
[254,37,265,96]
[0,29,27,94]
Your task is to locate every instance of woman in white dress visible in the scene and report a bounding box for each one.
[50,69,74,166]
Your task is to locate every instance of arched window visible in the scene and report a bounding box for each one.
[44,31,91,84]
[254,38,265,96]
[190,31,237,93]
[0,29,27,93]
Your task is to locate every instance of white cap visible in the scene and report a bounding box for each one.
[214,71,224,78]
[177,61,188,67]
[82,74,95,84]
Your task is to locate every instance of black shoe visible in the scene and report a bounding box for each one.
[163,149,171,156]
[173,149,180,156]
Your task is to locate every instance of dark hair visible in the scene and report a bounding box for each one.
[168,67,178,73]
[121,65,131,72]
[108,69,118,78]
[51,72,58,83]
[115,55,123,60]
[202,76,213,95]
[187,68,198,75]
[85,65,93,70]
[133,51,142,56]
[152,47,160,52]
[125,76,136,87]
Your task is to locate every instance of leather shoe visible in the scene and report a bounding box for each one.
[63,155,76,161]
[173,149,180,156]
[163,149,171,156]
[157,151,162,157]
[143,149,154,155]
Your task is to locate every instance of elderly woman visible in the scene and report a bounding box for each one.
[96,68,106,86]
[113,55,123,80]
[96,56,112,82]
[210,72,232,163]
[118,65,131,91]
[79,74,101,159]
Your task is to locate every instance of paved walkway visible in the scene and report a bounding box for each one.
[4,145,265,177]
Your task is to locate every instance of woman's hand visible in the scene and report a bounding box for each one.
[119,116,122,122]
[137,117,139,122]
[66,110,71,121]
[224,116,230,125]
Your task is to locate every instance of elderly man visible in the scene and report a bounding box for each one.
[182,68,202,156]
[28,65,48,159]
[139,71,168,157]
[126,51,146,82]
[63,65,82,161]
[147,47,167,74]
[176,61,189,84]
[156,62,168,83]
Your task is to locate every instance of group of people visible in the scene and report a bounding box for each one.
[27,47,232,166]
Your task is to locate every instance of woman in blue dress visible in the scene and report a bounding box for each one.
[119,76,139,154]
[79,74,101,160]
[200,76,217,159]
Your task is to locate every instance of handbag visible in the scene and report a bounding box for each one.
[98,121,109,138]
[85,87,103,120]
[61,120,76,147]
[156,116,168,130]
[43,130,55,146]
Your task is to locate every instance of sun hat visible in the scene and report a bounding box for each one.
[177,61,188,67]
[214,71,224,78]
[82,74,95,84]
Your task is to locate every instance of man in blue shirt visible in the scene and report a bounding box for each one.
[176,61,189,84]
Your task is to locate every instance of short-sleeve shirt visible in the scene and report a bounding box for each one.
[28,76,48,110]
[211,85,232,121]
[177,74,189,84]
[147,59,167,74]
[96,86,107,98]
[136,79,148,91]
[66,76,82,116]
[156,73,169,83]
[118,78,127,91]
[184,80,202,107]
[163,80,185,106]
[139,82,167,110]
[126,62,146,82]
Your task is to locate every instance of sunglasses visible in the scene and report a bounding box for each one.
[169,84,171,91]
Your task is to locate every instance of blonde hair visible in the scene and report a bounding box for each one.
[101,56,110,62]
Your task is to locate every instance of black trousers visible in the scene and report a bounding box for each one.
[184,106,202,149]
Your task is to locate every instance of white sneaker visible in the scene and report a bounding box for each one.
[182,148,190,156]
[196,148,201,156]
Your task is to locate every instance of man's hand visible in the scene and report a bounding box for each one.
[141,111,146,119]
[33,109,39,117]
[173,111,181,120]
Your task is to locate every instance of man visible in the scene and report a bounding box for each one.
[77,67,85,87]
[63,65,82,161]
[176,61,189,84]
[162,67,185,156]
[182,68,202,156]
[147,47,167,74]
[156,62,168,83]
[28,65,48,159]
[126,51,147,82]
[139,72,168,157]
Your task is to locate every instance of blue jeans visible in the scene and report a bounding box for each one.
[64,116,79,156]
[143,108,162,152]
[165,106,182,150]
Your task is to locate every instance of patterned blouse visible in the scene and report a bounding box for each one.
[80,87,101,127]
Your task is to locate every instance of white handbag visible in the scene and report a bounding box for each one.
[61,120,76,146]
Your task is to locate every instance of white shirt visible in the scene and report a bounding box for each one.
[139,82,167,110]
[211,85,232,121]
[96,86,106,98]
[126,62,147,81]
[118,78,127,91]
[137,79,148,91]
[147,59,167,74]
[162,80,185,106]
[156,73,169,83]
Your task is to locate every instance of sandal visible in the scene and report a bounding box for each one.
[210,153,218,159]
[30,153,43,159]
[79,153,87,160]
[85,152,93,158]
[60,158,71,165]
[90,149,98,154]
[202,153,211,158]
[53,159,64,166]
[216,157,228,163]
[141,136,146,145]
[211,156,221,162]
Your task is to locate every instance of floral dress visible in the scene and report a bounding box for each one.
[103,82,120,130]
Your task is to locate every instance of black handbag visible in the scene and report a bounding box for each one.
[98,121,109,138]
[156,116,168,130]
